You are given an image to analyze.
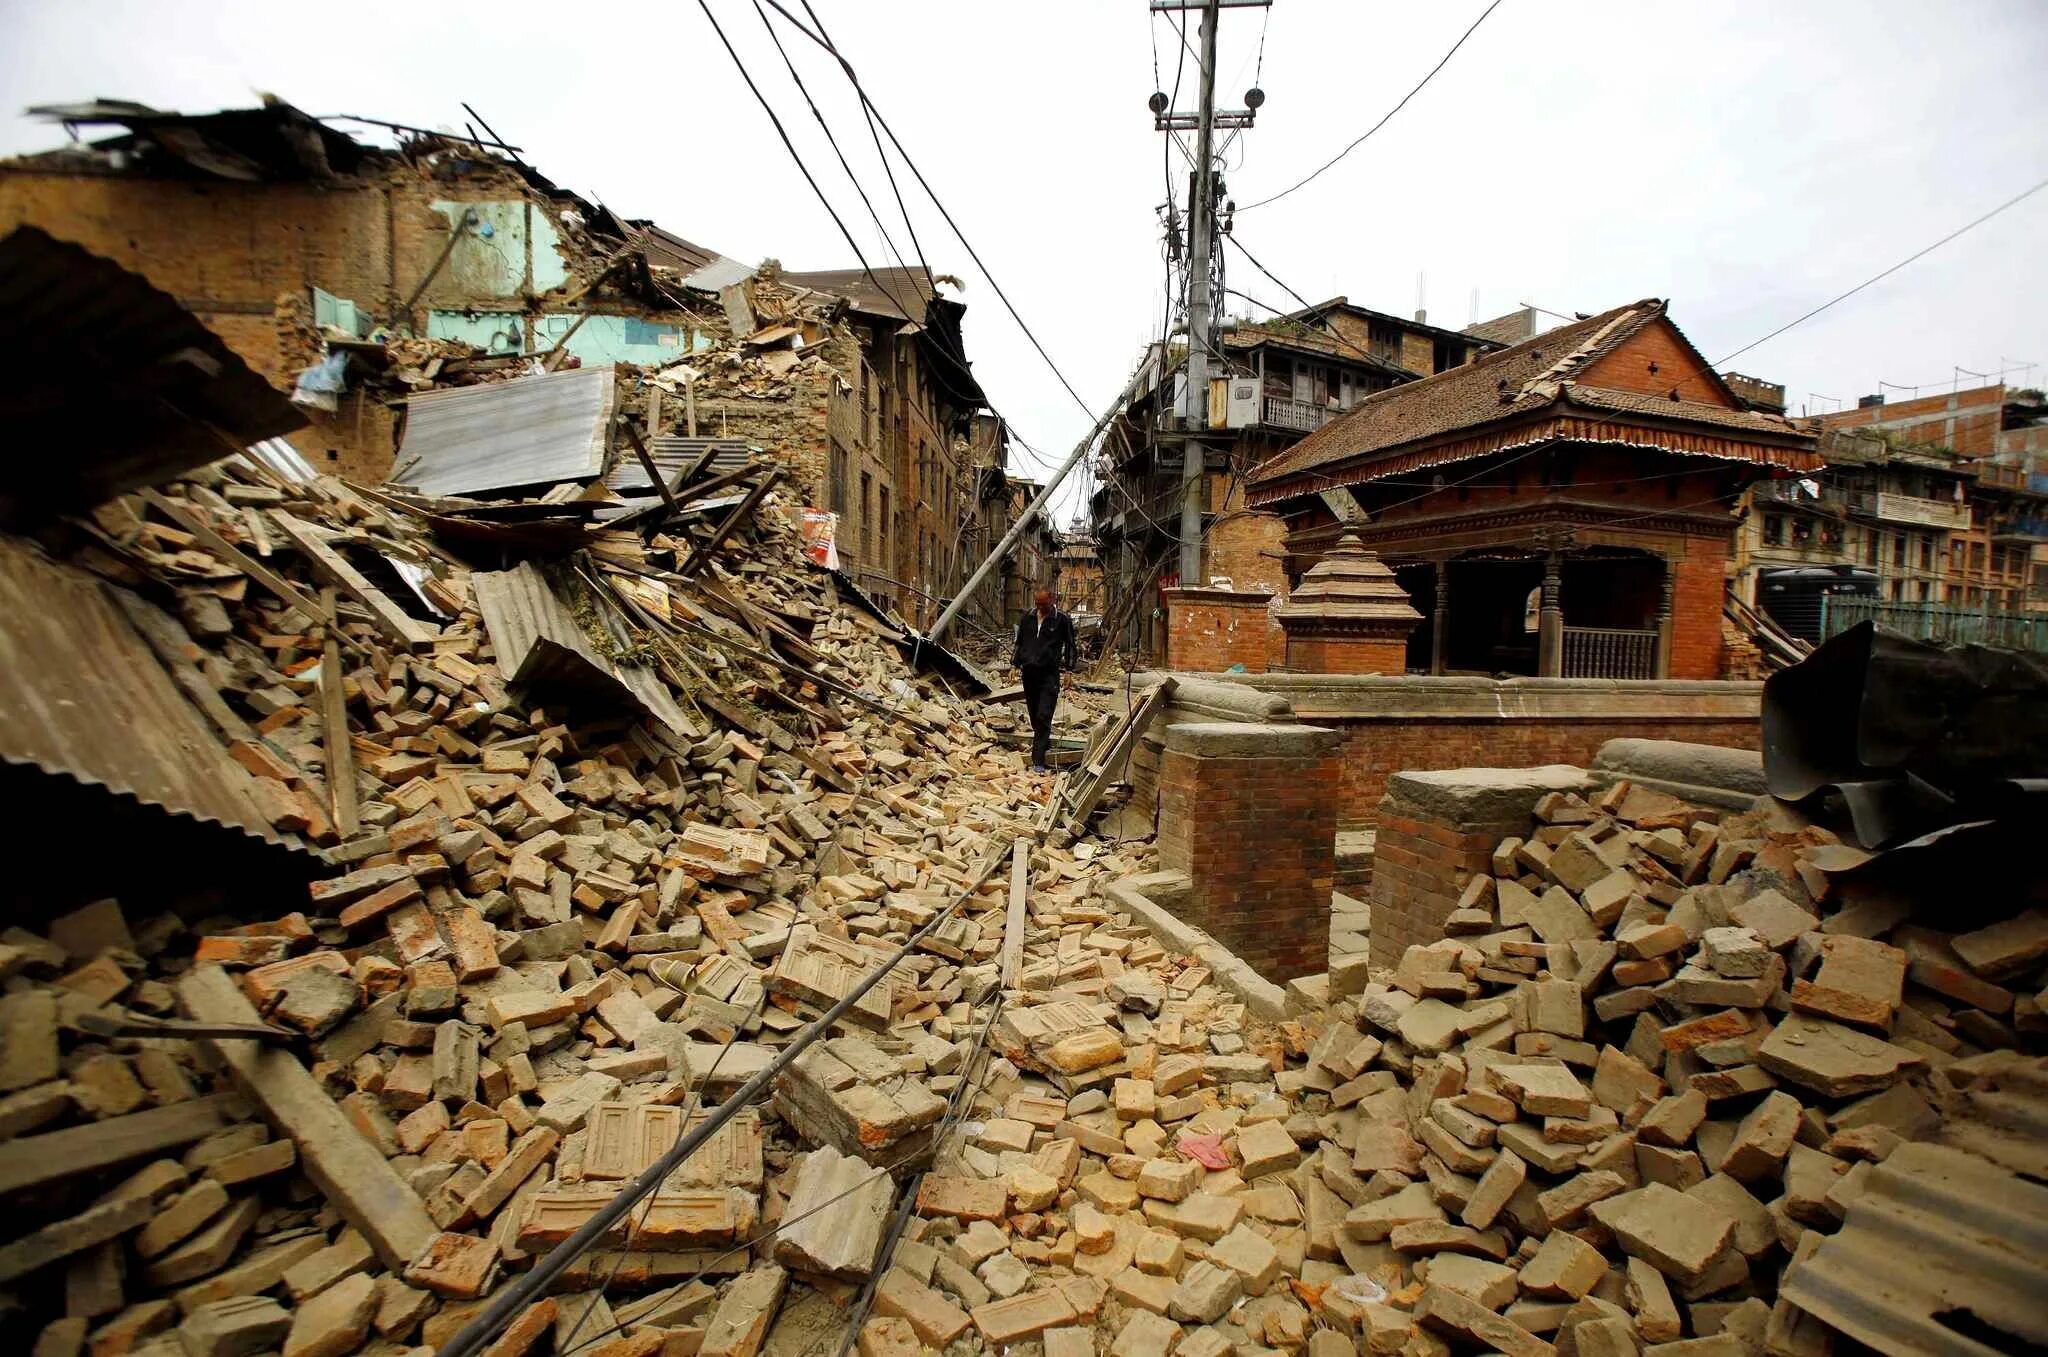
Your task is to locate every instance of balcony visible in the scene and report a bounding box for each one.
[1844,488,1971,531]
[1263,396,1335,434]
[1562,626,1659,679]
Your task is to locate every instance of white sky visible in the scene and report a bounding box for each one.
[4,0,2046,529]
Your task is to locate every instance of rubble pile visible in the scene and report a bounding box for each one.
[0,453,1153,1357]
[1262,782,2047,1356]
[3,447,2043,1357]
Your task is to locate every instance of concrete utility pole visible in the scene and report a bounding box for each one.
[1150,0,1267,588]
[1179,0,1221,588]
[927,366,1147,645]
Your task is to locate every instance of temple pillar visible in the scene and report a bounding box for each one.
[1430,565,1450,676]
[1537,550,1564,677]
[1656,556,1677,679]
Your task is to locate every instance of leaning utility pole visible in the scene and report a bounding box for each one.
[926,366,1148,645]
[1151,0,1267,587]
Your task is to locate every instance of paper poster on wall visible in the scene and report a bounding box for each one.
[800,509,841,571]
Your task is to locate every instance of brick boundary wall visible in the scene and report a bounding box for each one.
[1209,675,1761,832]
[1367,765,1591,972]
[1163,588,1280,673]
[1156,721,1339,983]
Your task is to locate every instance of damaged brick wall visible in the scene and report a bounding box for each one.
[1163,588,1281,673]
[1367,765,1590,971]
[1156,721,1339,983]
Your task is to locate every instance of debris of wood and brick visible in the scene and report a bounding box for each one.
[3,430,2043,1357]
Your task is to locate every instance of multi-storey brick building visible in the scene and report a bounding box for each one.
[1090,299,1509,664]
[1247,298,1820,680]
[0,98,1009,626]
[1812,385,2048,614]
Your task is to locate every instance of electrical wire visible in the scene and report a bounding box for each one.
[1238,0,1509,213]
[757,0,1103,427]
[750,0,919,289]
[555,987,1014,1357]
[798,0,937,298]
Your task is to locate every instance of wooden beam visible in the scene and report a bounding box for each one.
[138,490,356,650]
[1001,838,1029,987]
[271,511,438,652]
[176,967,438,1271]
[320,587,361,839]
[680,468,782,578]
[617,419,680,523]
[0,1093,243,1196]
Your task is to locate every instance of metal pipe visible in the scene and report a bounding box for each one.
[433,840,1015,1357]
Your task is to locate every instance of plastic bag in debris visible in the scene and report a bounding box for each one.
[1329,1274,1387,1305]
[290,351,349,412]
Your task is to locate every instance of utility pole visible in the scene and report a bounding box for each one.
[927,366,1149,645]
[1179,0,1220,588]
[1151,0,1267,588]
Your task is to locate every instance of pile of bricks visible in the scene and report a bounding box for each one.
[1303,780,2047,1354]
[0,455,1148,1357]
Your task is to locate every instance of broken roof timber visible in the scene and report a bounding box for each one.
[471,561,697,744]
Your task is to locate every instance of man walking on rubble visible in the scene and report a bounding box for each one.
[1014,587,1076,774]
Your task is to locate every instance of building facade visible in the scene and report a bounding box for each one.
[1815,385,2048,613]
[1247,299,1820,680]
[1090,300,1506,664]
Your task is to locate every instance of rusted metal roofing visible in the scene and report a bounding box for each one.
[471,562,695,743]
[1778,1141,2048,1356]
[0,537,313,858]
[391,365,615,498]
[606,437,759,497]
[781,267,938,323]
[0,227,305,525]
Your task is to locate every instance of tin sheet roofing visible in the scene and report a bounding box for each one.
[471,561,695,743]
[0,536,313,857]
[0,226,304,523]
[392,364,615,498]
[1778,1141,2048,1357]
[605,437,759,496]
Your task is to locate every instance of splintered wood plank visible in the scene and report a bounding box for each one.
[176,966,438,1270]
[139,490,339,636]
[1062,678,1174,831]
[319,587,360,838]
[271,510,437,652]
[1002,838,1030,988]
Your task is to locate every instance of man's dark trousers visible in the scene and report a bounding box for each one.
[1022,664,1059,768]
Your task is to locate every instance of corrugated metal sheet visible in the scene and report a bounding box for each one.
[391,364,615,497]
[1778,1141,2048,1356]
[471,562,695,743]
[606,437,759,496]
[0,537,312,857]
[0,227,305,522]
[242,437,317,484]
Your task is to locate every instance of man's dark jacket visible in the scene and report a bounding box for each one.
[1014,608,1077,671]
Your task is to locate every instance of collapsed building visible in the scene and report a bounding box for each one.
[0,98,1058,639]
[0,103,2040,1357]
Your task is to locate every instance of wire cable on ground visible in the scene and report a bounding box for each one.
[559,973,1014,1357]
[435,836,1017,1357]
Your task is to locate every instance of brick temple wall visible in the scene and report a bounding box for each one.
[1156,721,1338,983]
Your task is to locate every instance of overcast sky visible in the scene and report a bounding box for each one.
[4,0,2045,527]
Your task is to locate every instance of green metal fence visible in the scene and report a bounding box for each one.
[1820,596,2048,652]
